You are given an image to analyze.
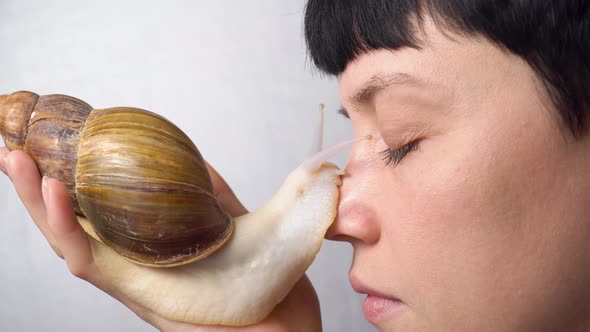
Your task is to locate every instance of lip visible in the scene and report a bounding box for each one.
[350,275,406,324]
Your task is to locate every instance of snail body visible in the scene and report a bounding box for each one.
[1,90,364,325]
[81,161,343,325]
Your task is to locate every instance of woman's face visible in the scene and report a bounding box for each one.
[329,20,590,332]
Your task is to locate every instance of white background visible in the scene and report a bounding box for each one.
[0,1,373,331]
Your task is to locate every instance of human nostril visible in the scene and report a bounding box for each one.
[325,197,349,241]
[326,198,381,245]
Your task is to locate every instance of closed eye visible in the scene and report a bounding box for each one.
[380,141,419,167]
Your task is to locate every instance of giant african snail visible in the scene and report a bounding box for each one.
[0,91,368,326]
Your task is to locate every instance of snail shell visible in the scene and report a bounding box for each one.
[0,91,233,267]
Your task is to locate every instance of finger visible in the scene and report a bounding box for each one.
[205,161,248,217]
[39,176,170,324]
[7,150,46,222]
[0,146,9,175]
[42,176,97,279]
[6,150,62,256]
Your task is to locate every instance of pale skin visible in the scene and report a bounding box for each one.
[2,16,590,332]
[329,19,590,332]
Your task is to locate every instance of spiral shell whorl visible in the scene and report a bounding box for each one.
[75,107,234,266]
[0,91,91,213]
[1,91,235,267]
[0,91,39,150]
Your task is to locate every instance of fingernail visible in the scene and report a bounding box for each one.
[42,176,50,200]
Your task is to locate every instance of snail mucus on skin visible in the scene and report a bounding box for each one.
[0,90,368,325]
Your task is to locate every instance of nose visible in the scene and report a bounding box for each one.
[325,153,380,245]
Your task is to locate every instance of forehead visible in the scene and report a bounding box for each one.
[337,23,510,103]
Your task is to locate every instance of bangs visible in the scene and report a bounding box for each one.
[304,0,425,75]
[304,0,590,135]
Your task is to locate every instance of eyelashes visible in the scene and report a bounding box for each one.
[337,107,419,167]
[380,141,419,167]
[337,107,350,119]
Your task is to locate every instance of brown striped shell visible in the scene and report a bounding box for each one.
[0,91,233,267]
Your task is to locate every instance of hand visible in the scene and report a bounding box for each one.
[0,147,322,332]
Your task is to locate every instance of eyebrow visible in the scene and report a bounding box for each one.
[338,72,425,117]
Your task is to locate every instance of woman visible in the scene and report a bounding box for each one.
[2,1,589,331]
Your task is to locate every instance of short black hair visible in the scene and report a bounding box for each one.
[304,0,590,136]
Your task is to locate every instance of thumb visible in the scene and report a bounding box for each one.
[205,161,248,217]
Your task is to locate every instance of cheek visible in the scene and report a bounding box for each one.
[385,99,589,329]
